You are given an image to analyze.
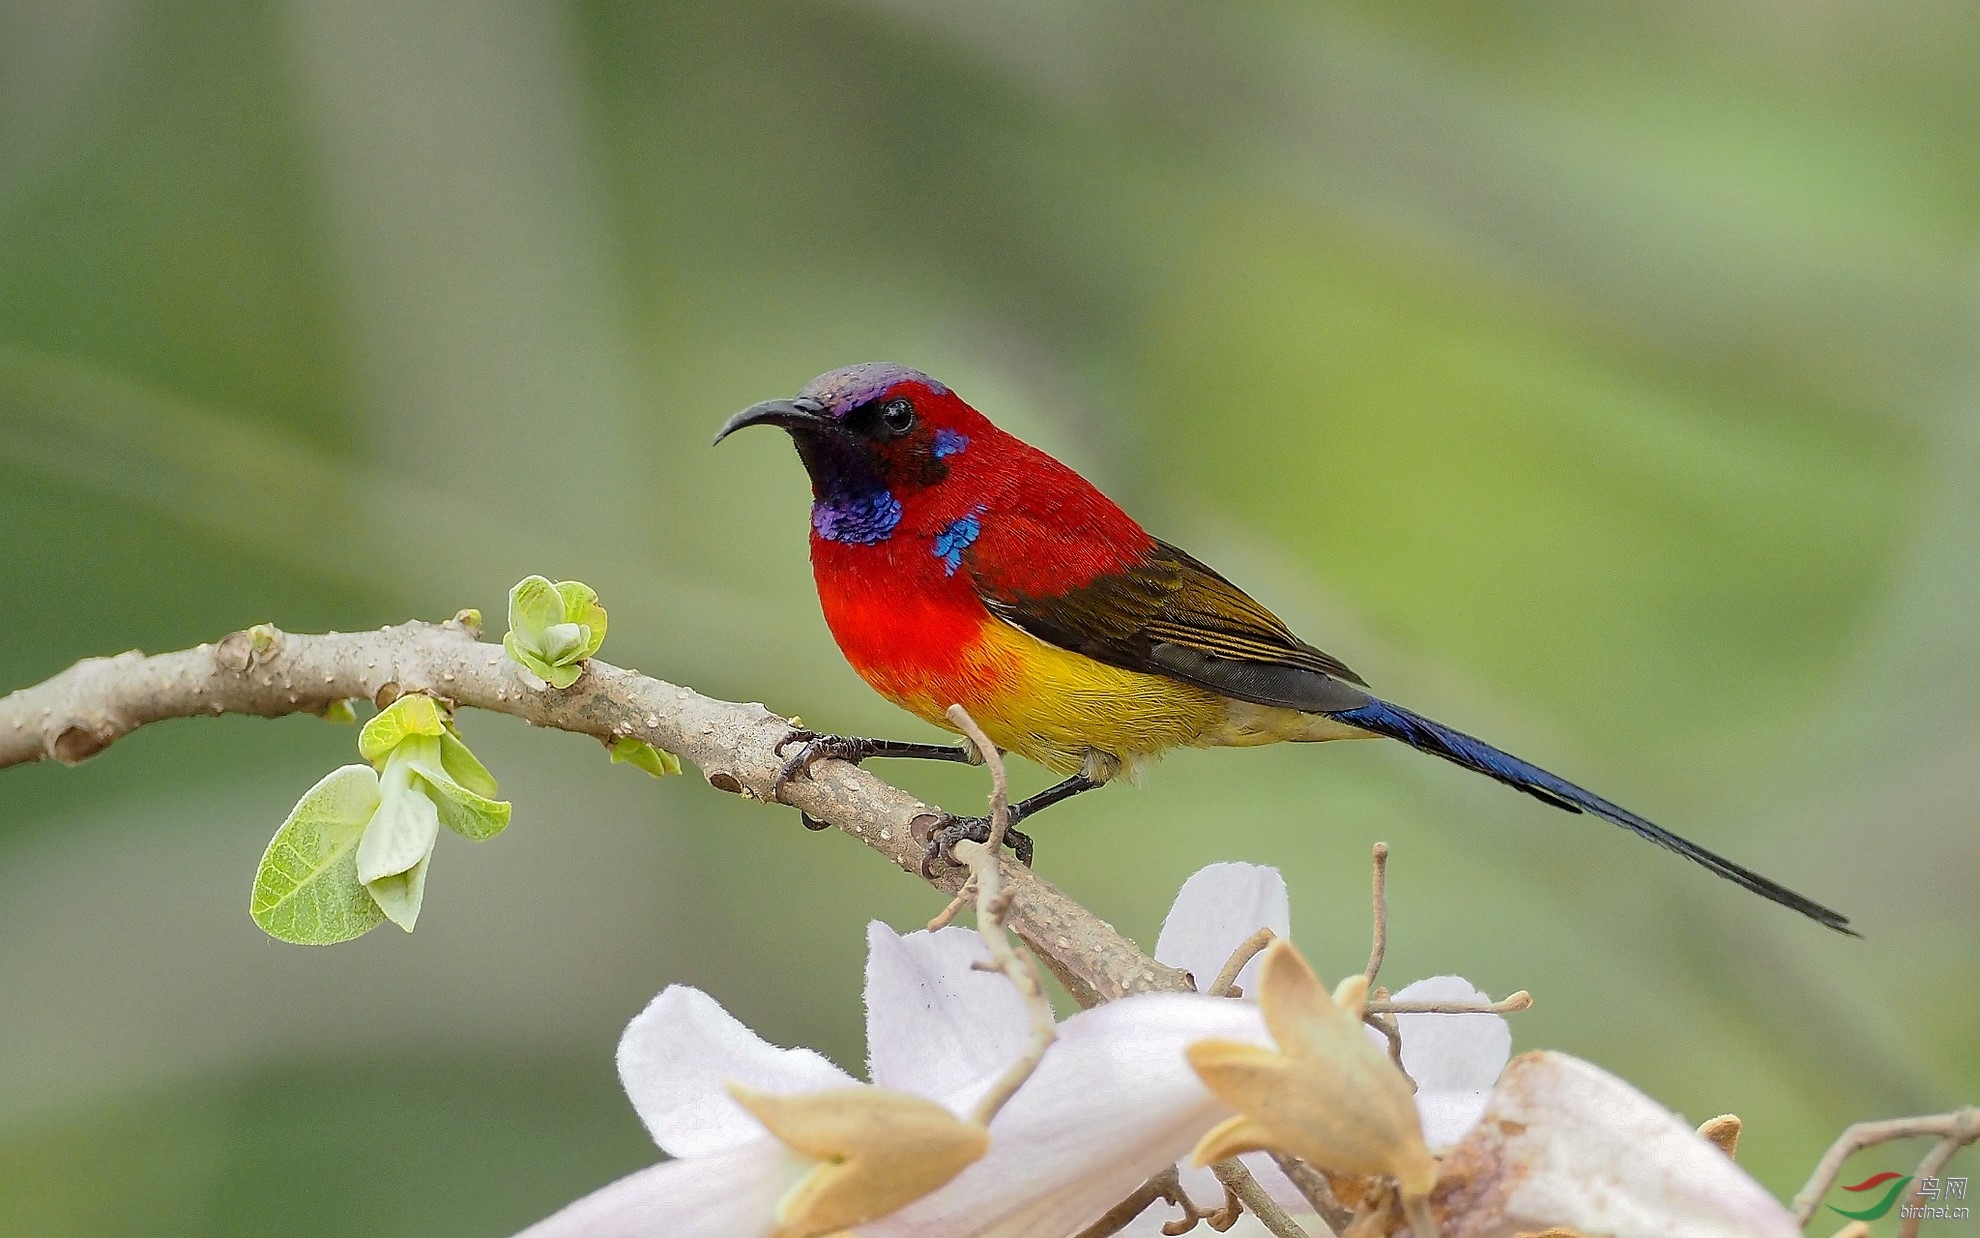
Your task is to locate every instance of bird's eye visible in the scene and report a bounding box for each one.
[879,398,916,435]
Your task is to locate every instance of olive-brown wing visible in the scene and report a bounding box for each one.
[974,539,1372,714]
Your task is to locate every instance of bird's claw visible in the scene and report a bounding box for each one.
[772,729,874,798]
[917,814,1034,878]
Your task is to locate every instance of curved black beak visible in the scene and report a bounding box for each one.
[712,396,832,446]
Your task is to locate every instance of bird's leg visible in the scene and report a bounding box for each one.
[774,729,982,829]
[774,729,978,790]
[922,774,1104,873]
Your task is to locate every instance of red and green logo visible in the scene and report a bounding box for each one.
[1830,1171,1914,1221]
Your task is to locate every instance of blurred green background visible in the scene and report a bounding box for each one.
[2,1,1976,1234]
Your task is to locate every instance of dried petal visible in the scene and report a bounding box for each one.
[1187,941,1436,1201]
[1434,1053,1798,1238]
[729,1084,988,1238]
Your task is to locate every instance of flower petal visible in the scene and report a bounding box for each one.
[1390,975,1510,1148]
[867,992,1267,1238]
[512,1139,806,1238]
[1390,976,1510,1090]
[1436,1051,1801,1238]
[617,987,854,1159]
[1154,863,1289,994]
[864,924,1034,1103]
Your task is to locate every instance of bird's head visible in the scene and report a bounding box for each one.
[713,363,989,508]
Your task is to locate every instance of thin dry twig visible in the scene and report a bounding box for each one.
[1790,1105,1980,1228]
[1072,1168,1191,1237]
[1364,842,1390,987]
[1365,992,1534,1017]
[925,879,975,931]
[1355,843,1409,1081]
[1075,1166,1259,1238]
[1367,1003,1407,1079]
[944,704,1057,1128]
[1213,1160,1310,1238]
[1351,841,1527,1080]
[1269,1153,1352,1236]
[1208,927,1277,998]
[1901,1119,1977,1238]
[1203,1181,1244,1232]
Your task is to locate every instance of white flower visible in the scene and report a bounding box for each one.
[515,921,1023,1238]
[515,920,1260,1238]
[886,862,1513,1237]
[867,991,1269,1237]
[518,862,1509,1238]
[1109,862,1512,1233]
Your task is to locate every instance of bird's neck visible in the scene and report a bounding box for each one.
[797,435,902,546]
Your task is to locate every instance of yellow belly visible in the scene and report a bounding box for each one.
[878,615,1367,780]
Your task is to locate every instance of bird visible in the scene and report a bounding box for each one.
[714,362,1854,935]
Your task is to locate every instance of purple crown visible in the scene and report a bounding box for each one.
[798,363,949,418]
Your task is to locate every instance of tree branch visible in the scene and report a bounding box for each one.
[0,621,1190,1003]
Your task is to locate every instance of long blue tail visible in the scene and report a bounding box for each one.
[1329,697,1855,935]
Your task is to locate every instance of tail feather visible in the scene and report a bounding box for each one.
[1330,697,1856,936]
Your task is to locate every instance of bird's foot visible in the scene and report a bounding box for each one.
[772,729,879,798]
[918,813,1034,877]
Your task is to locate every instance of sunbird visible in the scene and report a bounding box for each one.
[716,363,1853,934]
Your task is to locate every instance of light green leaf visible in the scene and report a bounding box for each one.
[358,693,447,766]
[503,631,580,686]
[414,762,512,840]
[553,580,607,659]
[507,575,565,646]
[408,733,510,841]
[611,737,682,778]
[250,765,385,945]
[438,726,500,800]
[320,699,357,725]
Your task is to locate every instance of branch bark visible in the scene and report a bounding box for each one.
[0,620,1190,1003]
